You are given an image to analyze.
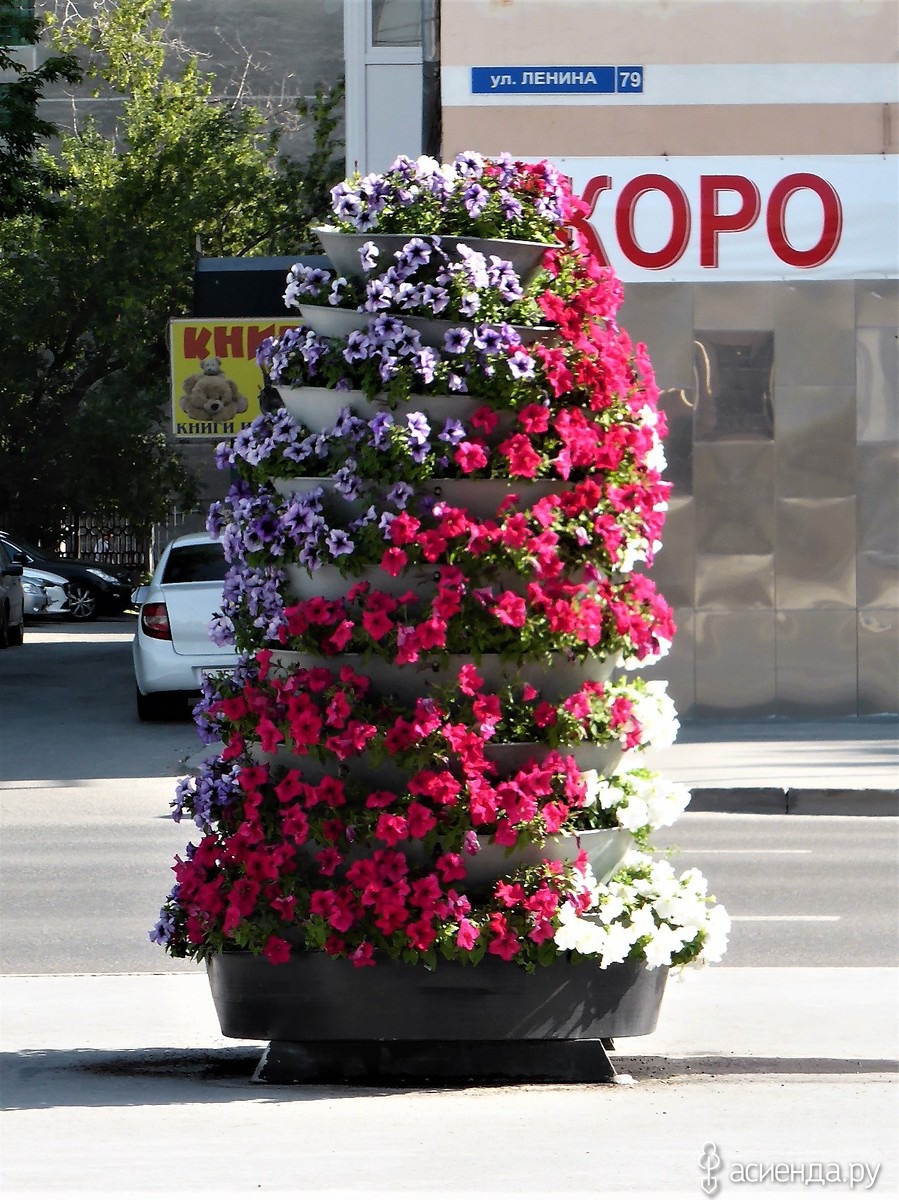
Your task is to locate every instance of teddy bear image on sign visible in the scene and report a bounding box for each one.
[181,357,249,423]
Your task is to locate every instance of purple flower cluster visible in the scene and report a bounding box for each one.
[170,757,247,831]
[328,152,574,241]
[286,239,527,327]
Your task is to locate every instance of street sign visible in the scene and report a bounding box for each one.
[471,66,643,95]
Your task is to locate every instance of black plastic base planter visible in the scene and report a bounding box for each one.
[207,951,668,1084]
[257,1038,621,1084]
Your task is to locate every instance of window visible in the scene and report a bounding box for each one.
[162,543,228,584]
[371,0,421,47]
[0,3,34,48]
[693,331,775,441]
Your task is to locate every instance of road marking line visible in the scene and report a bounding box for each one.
[730,915,841,922]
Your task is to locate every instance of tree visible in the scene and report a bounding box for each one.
[0,0,343,544]
[0,0,81,220]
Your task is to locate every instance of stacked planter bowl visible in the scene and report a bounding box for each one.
[192,222,684,1083]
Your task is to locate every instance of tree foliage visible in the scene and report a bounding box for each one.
[0,0,344,544]
[0,0,82,220]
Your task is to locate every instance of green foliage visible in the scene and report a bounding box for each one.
[0,0,82,220]
[0,0,344,543]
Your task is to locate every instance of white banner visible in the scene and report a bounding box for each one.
[555,155,898,281]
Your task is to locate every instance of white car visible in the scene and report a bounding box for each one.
[0,540,25,648]
[131,533,239,721]
[22,567,70,618]
[22,577,49,619]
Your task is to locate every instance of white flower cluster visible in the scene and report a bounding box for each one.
[554,853,730,971]
[582,766,691,833]
[607,678,680,750]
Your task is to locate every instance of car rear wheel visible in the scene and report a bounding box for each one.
[67,583,99,622]
[136,686,181,722]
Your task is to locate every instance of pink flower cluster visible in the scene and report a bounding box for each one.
[164,749,601,967]
[154,169,686,972]
[275,567,673,667]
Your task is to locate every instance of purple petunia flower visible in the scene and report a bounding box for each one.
[368,412,394,450]
[421,284,449,314]
[386,482,415,509]
[443,326,473,354]
[413,346,439,384]
[462,183,489,217]
[326,529,354,557]
[406,411,431,445]
[507,348,536,379]
[396,238,432,271]
[439,418,466,445]
[364,278,393,311]
[474,325,505,354]
[454,151,485,178]
[359,241,380,271]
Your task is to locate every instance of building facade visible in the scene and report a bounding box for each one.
[16,0,898,716]
[435,0,898,718]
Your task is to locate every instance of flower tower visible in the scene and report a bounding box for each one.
[154,153,728,1084]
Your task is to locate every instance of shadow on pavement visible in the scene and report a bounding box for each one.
[1,1047,441,1107]
[2,1047,897,1110]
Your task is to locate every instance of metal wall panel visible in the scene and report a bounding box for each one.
[628,608,696,720]
[774,282,857,387]
[695,554,774,610]
[693,443,776,555]
[694,612,776,715]
[858,611,899,714]
[647,497,695,608]
[611,276,896,714]
[857,327,899,444]
[657,388,695,495]
[693,284,775,332]
[855,281,899,327]
[616,284,695,390]
[775,386,857,498]
[775,610,858,715]
[775,498,857,609]
[856,444,899,608]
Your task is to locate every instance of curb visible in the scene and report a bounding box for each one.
[688,787,899,816]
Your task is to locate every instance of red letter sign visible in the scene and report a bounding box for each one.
[616,175,691,270]
[700,175,762,268]
[767,173,843,268]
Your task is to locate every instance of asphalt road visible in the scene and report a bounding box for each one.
[1,619,897,974]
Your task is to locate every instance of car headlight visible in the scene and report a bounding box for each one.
[22,580,44,595]
[86,567,120,584]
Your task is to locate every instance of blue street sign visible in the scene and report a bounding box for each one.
[471,66,644,95]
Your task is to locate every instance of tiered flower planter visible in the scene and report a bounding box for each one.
[154,153,728,1084]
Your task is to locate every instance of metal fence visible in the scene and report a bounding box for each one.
[60,507,209,583]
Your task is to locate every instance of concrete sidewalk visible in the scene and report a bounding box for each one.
[2,716,896,1197]
[645,716,898,814]
[1,968,896,1197]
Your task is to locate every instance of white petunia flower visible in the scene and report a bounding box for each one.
[599,921,637,965]
[615,795,650,832]
[643,923,696,969]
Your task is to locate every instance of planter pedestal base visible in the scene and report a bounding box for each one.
[209,951,667,1084]
[256,1037,620,1084]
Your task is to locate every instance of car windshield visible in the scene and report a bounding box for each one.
[161,542,228,584]
[2,535,46,562]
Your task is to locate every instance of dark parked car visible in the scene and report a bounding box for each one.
[0,532,133,622]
